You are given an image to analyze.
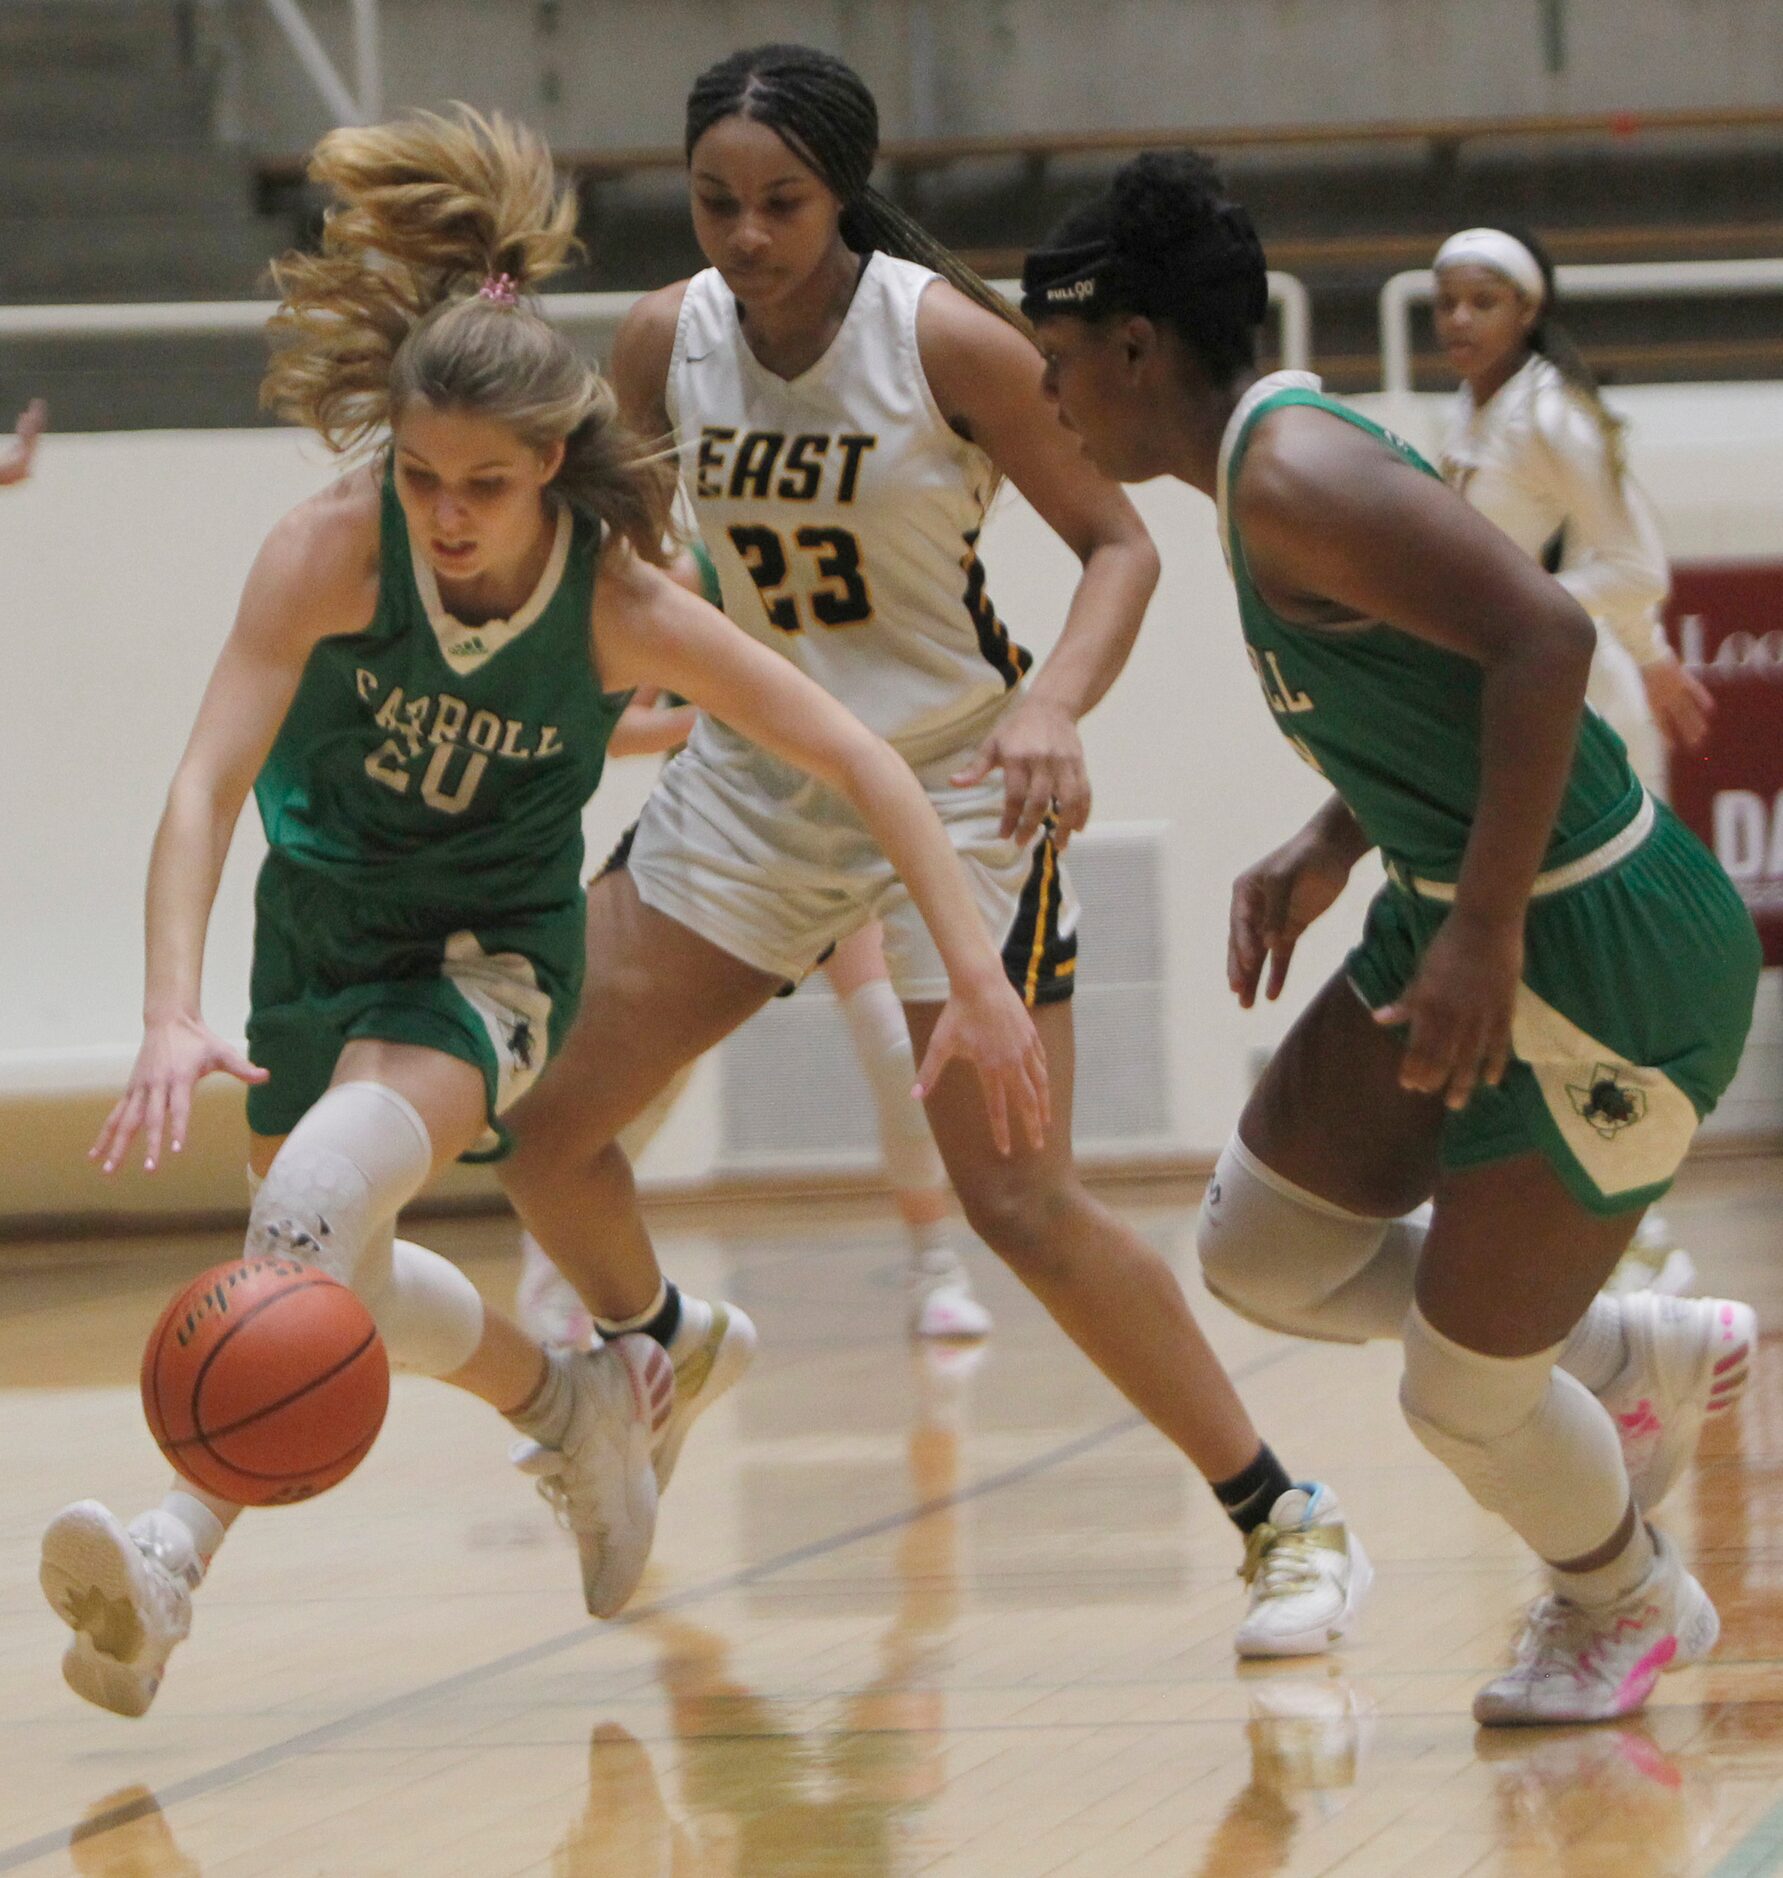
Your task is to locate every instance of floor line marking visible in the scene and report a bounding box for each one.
[0,1344,1296,1872]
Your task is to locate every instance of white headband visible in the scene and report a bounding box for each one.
[1433,228,1547,306]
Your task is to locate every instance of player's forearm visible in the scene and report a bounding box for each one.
[1022,534,1159,722]
[142,772,240,1023]
[608,702,698,758]
[1454,608,1595,929]
[1302,793,1374,866]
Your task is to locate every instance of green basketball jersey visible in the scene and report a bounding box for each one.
[254,470,628,914]
[689,536,723,608]
[1218,375,1640,878]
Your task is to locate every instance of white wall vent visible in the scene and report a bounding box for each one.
[715,821,1173,1171]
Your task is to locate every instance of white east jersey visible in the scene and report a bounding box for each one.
[1441,354,1670,666]
[1441,353,1672,760]
[666,252,1031,767]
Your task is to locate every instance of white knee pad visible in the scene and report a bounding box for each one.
[838,978,946,1194]
[1196,1136,1417,1344]
[246,1080,434,1286]
[245,1088,482,1376]
[1400,1305,1629,1563]
[368,1238,485,1378]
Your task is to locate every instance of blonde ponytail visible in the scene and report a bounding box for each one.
[260,104,670,562]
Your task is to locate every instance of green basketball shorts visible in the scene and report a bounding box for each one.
[1346,796,1760,1215]
[245,851,585,1162]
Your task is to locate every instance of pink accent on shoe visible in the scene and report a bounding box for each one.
[1611,1633,1678,1711]
[618,1338,674,1429]
[1719,1305,1735,1331]
[1713,1348,1748,1376]
[1616,1400,1662,1439]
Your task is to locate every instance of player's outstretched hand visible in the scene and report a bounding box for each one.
[1228,829,1355,1008]
[914,976,1049,1157]
[1641,654,1714,753]
[0,398,47,486]
[91,1015,270,1174]
[1376,910,1522,1112]
[952,698,1090,850]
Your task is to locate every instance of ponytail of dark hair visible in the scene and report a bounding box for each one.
[684,43,1031,338]
[1485,221,1628,484]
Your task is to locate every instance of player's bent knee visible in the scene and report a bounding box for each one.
[954,1172,1077,1278]
[244,1081,432,1290]
[501,1088,624,1188]
[1195,1135,1387,1344]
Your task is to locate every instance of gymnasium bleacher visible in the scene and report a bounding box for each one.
[2,1,1779,425]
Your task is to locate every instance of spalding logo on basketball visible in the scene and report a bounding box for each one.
[141,1256,391,1507]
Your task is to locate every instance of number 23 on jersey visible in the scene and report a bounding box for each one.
[727,523,874,634]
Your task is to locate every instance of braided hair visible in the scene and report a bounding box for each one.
[1020,152,1267,389]
[683,44,1028,335]
[1477,222,1628,485]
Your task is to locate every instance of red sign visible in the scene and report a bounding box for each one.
[1664,562,1783,966]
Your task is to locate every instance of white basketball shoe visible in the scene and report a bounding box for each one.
[1246,1677,1374,1799]
[513,1335,672,1618]
[1602,1215,1698,1299]
[40,1502,200,1718]
[1600,1293,1756,1511]
[911,1273,993,1341]
[652,1298,757,1491]
[1235,1484,1373,1658]
[1474,1526,1719,1725]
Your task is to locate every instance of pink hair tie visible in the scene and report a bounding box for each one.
[478,272,520,306]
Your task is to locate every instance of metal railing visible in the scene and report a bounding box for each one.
[1379,258,1783,394]
[0,274,1313,372]
[261,0,383,125]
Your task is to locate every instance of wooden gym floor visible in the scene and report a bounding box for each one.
[2,1158,1781,1876]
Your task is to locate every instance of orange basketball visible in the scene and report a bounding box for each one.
[141,1255,390,1507]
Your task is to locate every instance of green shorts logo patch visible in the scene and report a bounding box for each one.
[1567,1064,1649,1139]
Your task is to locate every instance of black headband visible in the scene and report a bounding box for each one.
[1020,204,1269,327]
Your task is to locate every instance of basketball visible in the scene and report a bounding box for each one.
[140,1256,390,1507]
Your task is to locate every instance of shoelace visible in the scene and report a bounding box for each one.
[531,1469,571,1529]
[523,1446,609,1545]
[1240,1521,1341,1598]
[1510,1592,1646,1683]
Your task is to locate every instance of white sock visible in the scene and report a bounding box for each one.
[509,1349,577,1449]
[591,1281,711,1360]
[592,1280,669,1338]
[910,1218,966,1285]
[154,1488,229,1574]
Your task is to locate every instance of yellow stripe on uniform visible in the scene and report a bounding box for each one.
[1024,837,1056,1008]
